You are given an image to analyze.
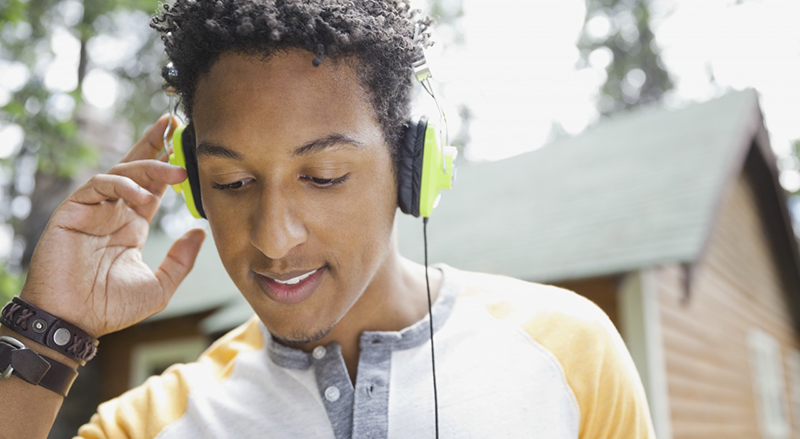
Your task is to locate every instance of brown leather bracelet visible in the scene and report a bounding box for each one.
[0,336,79,397]
[0,297,98,366]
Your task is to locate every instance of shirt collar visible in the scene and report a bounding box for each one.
[262,262,460,369]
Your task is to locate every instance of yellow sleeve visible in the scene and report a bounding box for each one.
[73,316,263,439]
[483,280,656,438]
[73,366,193,439]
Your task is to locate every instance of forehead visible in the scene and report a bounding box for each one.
[192,50,381,150]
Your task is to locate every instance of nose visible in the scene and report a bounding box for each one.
[249,185,308,260]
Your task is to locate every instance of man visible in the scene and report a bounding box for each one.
[0,1,656,437]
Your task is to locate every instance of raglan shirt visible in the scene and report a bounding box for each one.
[75,263,657,438]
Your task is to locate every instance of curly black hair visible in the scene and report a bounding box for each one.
[149,0,434,170]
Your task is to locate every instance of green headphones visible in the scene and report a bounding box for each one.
[164,56,457,220]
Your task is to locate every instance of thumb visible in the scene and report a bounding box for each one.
[155,228,206,300]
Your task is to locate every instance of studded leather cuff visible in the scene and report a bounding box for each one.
[0,297,99,366]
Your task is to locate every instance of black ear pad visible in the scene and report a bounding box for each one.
[397,115,428,217]
[182,123,207,219]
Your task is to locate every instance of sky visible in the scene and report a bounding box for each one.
[414,0,800,189]
[0,0,799,255]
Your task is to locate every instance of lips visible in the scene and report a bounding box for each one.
[254,266,326,305]
[271,269,317,285]
[259,267,325,283]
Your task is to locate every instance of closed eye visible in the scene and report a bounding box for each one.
[301,174,349,188]
[211,178,254,191]
[210,174,349,192]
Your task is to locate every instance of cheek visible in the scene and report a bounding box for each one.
[206,206,250,282]
[201,186,263,287]
[322,155,397,263]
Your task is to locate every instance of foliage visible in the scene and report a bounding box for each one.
[0,0,168,272]
[784,140,800,240]
[0,265,23,302]
[425,0,470,159]
[785,139,800,197]
[577,0,674,117]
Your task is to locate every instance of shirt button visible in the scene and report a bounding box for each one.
[312,346,326,360]
[325,386,340,402]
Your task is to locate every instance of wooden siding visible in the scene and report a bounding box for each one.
[655,165,800,439]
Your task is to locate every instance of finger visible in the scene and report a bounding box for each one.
[108,160,188,222]
[108,159,187,196]
[155,228,206,303]
[121,113,183,164]
[70,174,154,206]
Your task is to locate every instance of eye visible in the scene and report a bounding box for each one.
[211,178,254,191]
[301,174,349,188]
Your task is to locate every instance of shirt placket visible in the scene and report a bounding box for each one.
[351,334,396,439]
[312,342,355,439]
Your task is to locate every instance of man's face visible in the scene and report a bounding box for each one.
[192,50,398,344]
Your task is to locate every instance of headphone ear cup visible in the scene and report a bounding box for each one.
[181,123,206,219]
[397,116,428,217]
[168,123,206,219]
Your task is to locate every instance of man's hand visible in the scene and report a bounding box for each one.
[18,114,206,339]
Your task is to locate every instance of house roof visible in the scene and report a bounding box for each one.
[396,88,796,284]
[141,229,239,322]
[198,292,252,335]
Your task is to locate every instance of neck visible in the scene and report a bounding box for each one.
[291,237,443,384]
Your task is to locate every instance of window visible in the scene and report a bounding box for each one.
[787,349,800,439]
[129,337,209,389]
[748,328,790,439]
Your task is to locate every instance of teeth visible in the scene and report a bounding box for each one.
[272,269,318,285]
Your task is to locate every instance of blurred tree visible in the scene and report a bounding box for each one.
[0,265,22,303]
[425,0,470,162]
[786,140,800,215]
[429,0,465,45]
[791,140,800,191]
[0,2,183,437]
[778,139,800,239]
[0,0,169,294]
[577,0,674,117]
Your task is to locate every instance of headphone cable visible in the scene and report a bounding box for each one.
[423,216,439,438]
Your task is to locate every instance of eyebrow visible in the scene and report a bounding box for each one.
[293,133,363,157]
[196,133,363,161]
[195,142,244,161]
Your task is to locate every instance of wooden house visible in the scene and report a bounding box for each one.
[50,89,800,439]
[395,88,800,439]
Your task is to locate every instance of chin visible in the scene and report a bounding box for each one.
[251,269,364,348]
[269,323,334,347]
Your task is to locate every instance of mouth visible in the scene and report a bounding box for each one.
[254,266,326,305]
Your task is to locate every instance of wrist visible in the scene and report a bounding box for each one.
[19,286,102,339]
[0,326,79,370]
[0,297,98,366]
